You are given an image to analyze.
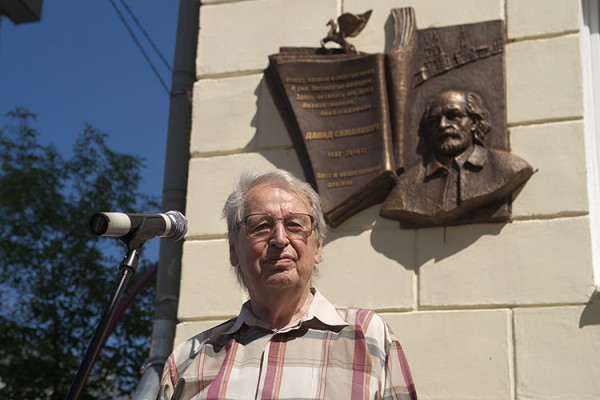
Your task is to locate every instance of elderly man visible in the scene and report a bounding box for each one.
[160,169,417,399]
[381,89,533,226]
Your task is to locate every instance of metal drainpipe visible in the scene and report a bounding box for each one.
[132,0,199,398]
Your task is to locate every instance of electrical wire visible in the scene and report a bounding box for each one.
[117,0,172,72]
[108,0,171,95]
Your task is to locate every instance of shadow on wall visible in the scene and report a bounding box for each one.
[250,77,294,152]
[250,76,511,271]
[249,77,308,179]
[371,220,506,270]
[580,291,600,327]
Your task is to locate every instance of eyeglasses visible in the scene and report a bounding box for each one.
[241,213,314,240]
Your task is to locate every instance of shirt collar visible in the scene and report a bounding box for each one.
[302,288,349,329]
[223,288,348,335]
[465,144,487,167]
[424,144,488,177]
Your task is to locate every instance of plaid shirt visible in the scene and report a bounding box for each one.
[160,289,417,400]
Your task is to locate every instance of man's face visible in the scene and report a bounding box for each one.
[229,183,322,300]
[428,91,475,158]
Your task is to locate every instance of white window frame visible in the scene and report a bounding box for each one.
[581,0,600,290]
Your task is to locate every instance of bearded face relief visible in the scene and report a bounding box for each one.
[380,89,533,227]
[427,91,476,159]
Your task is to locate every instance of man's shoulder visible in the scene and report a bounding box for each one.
[332,307,397,350]
[194,317,237,339]
[170,317,238,359]
[477,147,534,192]
[334,307,389,331]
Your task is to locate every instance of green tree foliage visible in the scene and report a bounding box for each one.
[0,109,159,399]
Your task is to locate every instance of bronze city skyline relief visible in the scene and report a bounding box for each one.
[265,7,533,228]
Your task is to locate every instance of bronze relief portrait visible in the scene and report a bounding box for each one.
[380,89,533,227]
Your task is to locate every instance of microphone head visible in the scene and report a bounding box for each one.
[89,212,111,236]
[165,210,188,241]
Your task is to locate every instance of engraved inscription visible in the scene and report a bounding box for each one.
[345,147,368,157]
[337,164,381,178]
[315,164,383,190]
[281,62,387,196]
[304,123,380,141]
[302,99,355,109]
[326,147,369,158]
[320,104,372,117]
[327,180,353,188]
[286,68,376,118]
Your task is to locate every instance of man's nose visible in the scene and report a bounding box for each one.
[439,115,450,128]
[269,222,289,247]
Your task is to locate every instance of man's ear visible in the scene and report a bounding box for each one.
[229,243,239,266]
[314,240,323,265]
[469,117,478,131]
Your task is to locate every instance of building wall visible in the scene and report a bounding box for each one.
[175,0,600,399]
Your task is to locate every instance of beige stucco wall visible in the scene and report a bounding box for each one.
[175,0,600,399]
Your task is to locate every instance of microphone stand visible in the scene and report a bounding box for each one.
[65,234,148,400]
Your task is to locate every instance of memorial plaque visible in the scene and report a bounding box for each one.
[380,12,533,227]
[266,50,396,227]
[266,8,533,228]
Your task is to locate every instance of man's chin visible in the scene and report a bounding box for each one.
[437,141,467,157]
[264,273,296,288]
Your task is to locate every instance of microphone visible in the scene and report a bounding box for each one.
[89,211,188,241]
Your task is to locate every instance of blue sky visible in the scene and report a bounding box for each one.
[0,1,179,261]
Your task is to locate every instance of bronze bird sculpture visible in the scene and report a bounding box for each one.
[321,10,372,53]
